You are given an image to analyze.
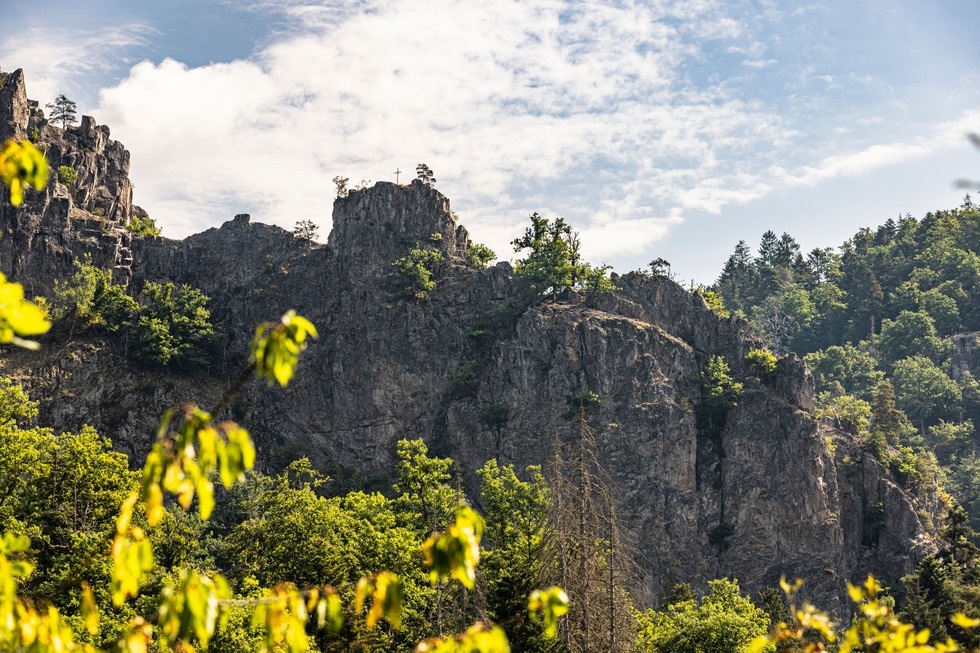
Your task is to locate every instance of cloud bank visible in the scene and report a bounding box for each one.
[7,0,975,271]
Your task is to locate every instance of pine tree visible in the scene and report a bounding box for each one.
[416,163,436,187]
[45,94,77,129]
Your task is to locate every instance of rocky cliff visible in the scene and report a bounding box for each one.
[0,69,936,613]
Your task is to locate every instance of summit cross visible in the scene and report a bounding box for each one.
[395,168,402,184]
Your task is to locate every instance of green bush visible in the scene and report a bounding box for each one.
[57,165,77,186]
[693,286,728,317]
[51,256,138,333]
[465,243,497,269]
[391,247,444,300]
[744,348,777,377]
[638,578,771,653]
[698,356,742,438]
[130,282,216,369]
[448,361,480,399]
[128,214,161,237]
[480,403,510,429]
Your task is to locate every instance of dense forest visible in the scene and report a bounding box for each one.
[710,198,980,528]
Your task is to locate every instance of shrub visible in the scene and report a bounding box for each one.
[51,256,138,333]
[391,247,444,299]
[130,282,216,369]
[638,578,771,653]
[565,391,600,418]
[465,243,497,269]
[745,348,777,377]
[480,403,510,429]
[57,165,77,186]
[693,286,728,317]
[448,361,480,399]
[698,355,742,438]
[128,214,161,237]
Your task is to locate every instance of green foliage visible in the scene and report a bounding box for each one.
[448,360,480,399]
[393,439,458,535]
[749,575,976,653]
[127,213,161,237]
[527,587,568,639]
[0,138,49,206]
[0,272,50,348]
[876,310,950,368]
[699,356,743,437]
[820,394,872,438]
[930,420,975,464]
[416,163,436,187]
[582,263,617,296]
[131,281,216,369]
[480,403,510,430]
[638,578,772,653]
[294,219,319,246]
[250,310,318,386]
[392,247,444,299]
[891,356,961,431]
[45,93,77,129]
[51,256,139,333]
[57,164,77,186]
[465,243,497,269]
[429,232,443,243]
[478,461,549,648]
[512,212,614,301]
[745,348,777,377]
[694,286,728,317]
[422,505,484,589]
[512,212,581,299]
[804,343,883,401]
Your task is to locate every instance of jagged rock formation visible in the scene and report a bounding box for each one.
[0,69,937,614]
[0,69,137,295]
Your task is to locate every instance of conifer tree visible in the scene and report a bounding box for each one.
[45,94,77,129]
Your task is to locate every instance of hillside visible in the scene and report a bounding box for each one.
[0,67,939,616]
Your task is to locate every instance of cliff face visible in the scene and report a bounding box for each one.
[0,69,935,612]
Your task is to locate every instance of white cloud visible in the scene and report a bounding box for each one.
[89,0,794,251]
[0,24,152,110]
[6,0,954,276]
[772,108,980,187]
[743,58,777,68]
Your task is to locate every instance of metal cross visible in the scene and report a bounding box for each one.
[394,168,402,184]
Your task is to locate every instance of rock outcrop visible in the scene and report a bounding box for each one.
[0,69,937,614]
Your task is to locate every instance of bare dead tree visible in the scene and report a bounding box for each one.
[542,407,639,653]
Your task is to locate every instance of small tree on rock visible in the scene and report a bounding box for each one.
[293,219,319,247]
[45,94,77,129]
[416,163,436,187]
[332,175,349,198]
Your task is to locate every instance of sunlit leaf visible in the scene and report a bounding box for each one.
[81,582,99,636]
[0,273,51,349]
[251,311,318,387]
[951,612,980,629]
[0,139,49,206]
[528,587,568,639]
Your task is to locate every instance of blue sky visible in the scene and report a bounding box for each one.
[3,0,978,284]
